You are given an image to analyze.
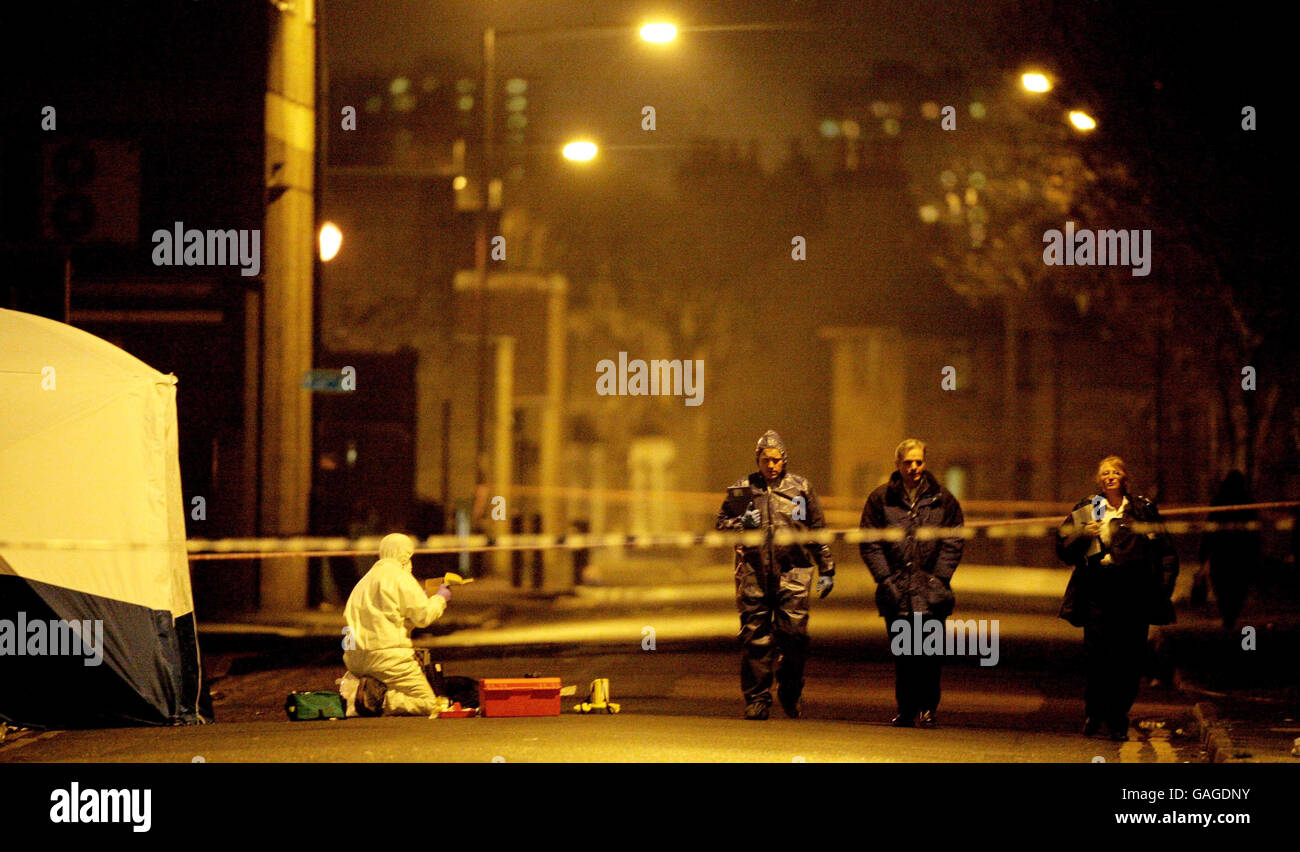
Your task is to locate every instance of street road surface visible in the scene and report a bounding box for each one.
[2,615,1201,763]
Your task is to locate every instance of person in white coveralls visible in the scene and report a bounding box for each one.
[338,533,451,716]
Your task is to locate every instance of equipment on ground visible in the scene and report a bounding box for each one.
[573,678,620,714]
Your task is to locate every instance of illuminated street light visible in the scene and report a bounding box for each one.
[639,22,678,43]
[562,140,599,162]
[1068,110,1097,132]
[1021,72,1052,93]
[318,222,342,262]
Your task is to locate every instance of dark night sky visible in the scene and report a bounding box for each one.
[327,0,994,169]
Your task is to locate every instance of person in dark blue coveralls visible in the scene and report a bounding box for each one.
[716,431,835,720]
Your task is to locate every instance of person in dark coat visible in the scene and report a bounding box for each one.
[1198,470,1259,632]
[859,438,965,728]
[1057,456,1179,741]
[715,430,835,720]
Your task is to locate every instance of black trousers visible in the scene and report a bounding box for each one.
[886,615,943,715]
[736,561,812,705]
[1083,617,1149,727]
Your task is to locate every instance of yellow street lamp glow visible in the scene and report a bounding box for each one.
[1068,110,1097,131]
[1021,72,1052,93]
[318,222,342,262]
[640,22,678,43]
[563,140,598,162]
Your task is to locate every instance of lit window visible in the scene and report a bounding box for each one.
[944,466,968,500]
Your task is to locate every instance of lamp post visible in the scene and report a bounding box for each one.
[471,19,812,490]
[467,19,814,586]
[469,22,679,570]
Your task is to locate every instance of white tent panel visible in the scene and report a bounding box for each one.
[0,308,191,616]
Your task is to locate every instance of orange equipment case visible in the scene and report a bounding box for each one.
[479,678,562,717]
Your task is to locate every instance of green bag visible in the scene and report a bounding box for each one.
[285,690,346,721]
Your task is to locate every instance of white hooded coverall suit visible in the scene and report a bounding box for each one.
[342,534,446,715]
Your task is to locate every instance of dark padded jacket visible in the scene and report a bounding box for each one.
[715,471,835,576]
[1057,493,1179,627]
[858,470,964,619]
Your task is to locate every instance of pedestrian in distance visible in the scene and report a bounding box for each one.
[858,438,965,728]
[1198,470,1259,633]
[715,430,835,720]
[338,533,452,717]
[1057,456,1179,741]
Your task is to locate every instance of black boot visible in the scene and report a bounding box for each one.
[356,675,387,717]
[777,684,802,719]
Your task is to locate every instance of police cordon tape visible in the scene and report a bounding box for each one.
[0,502,1294,560]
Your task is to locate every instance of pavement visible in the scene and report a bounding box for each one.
[182,559,1300,763]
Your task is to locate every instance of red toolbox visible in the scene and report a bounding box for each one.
[479,678,562,717]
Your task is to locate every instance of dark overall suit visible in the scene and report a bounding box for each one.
[716,471,834,708]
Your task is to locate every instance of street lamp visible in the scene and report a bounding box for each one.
[318,222,342,262]
[561,140,599,162]
[472,20,684,482]
[1067,109,1097,132]
[469,18,816,586]
[471,21,681,582]
[639,22,678,43]
[1021,71,1053,94]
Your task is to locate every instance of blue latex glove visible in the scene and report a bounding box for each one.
[740,504,762,529]
[817,575,834,599]
[434,583,452,602]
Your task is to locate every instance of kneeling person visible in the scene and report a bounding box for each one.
[342,533,451,716]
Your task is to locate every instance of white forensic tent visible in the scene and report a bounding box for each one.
[0,308,207,727]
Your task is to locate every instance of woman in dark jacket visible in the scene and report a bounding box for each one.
[1057,456,1178,741]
